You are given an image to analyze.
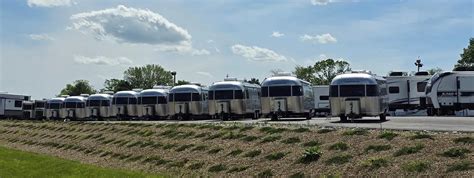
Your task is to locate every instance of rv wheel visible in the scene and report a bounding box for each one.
[339,115,347,122]
[305,113,312,120]
[379,113,386,121]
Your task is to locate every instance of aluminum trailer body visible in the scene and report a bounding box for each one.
[313,85,330,116]
[61,96,87,120]
[46,97,66,120]
[137,89,169,119]
[168,84,209,120]
[86,94,112,120]
[112,91,139,120]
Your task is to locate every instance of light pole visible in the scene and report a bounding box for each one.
[171,71,177,86]
[414,57,423,72]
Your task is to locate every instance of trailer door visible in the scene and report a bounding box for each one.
[458,76,474,107]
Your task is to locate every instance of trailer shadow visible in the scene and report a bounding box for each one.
[331,119,390,124]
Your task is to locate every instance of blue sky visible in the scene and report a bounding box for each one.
[1,0,473,99]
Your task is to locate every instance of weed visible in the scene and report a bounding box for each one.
[163,143,177,150]
[410,132,434,140]
[241,135,259,142]
[100,151,112,157]
[167,159,189,168]
[259,127,287,134]
[142,156,171,165]
[188,162,205,170]
[378,131,399,141]
[205,132,227,140]
[325,154,352,165]
[329,142,349,151]
[299,146,322,164]
[265,152,286,161]
[126,141,143,148]
[303,140,321,147]
[175,144,194,152]
[293,127,310,133]
[208,148,223,154]
[191,145,208,152]
[227,149,243,157]
[239,126,254,132]
[194,132,210,138]
[227,166,249,173]
[223,132,246,140]
[362,157,389,170]
[401,160,430,172]
[365,144,391,153]
[139,130,155,137]
[442,148,471,158]
[453,137,474,144]
[343,128,368,136]
[446,161,473,172]
[139,141,155,148]
[289,172,305,178]
[261,135,282,143]
[281,137,301,144]
[208,164,227,172]
[256,169,273,178]
[224,125,241,131]
[243,150,262,158]
[394,144,424,157]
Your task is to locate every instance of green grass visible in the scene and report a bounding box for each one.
[394,144,424,157]
[292,127,310,133]
[329,142,349,151]
[259,127,288,134]
[227,166,250,173]
[453,137,474,144]
[446,161,473,172]
[302,140,321,147]
[241,135,259,142]
[365,144,392,153]
[260,135,282,143]
[325,154,352,165]
[441,148,471,158]
[256,169,273,178]
[401,160,430,172]
[281,137,301,144]
[343,128,368,136]
[227,149,244,157]
[188,162,205,170]
[208,164,227,172]
[299,146,322,164]
[243,150,262,158]
[410,132,434,140]
[362,157,389,170]
[0,146,162,178]
[378,131,399,141]
[317,128,335,134]
[207,148,223,154]
[265,152,287,161]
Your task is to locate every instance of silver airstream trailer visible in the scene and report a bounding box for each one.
[22,101,34,119]
[86,94,112,120]
[261,73,315,120]
[208,78,261,120]
[62,96,87,120]
[34,100,47,119]
[46,97,66,120]
[330,71,389,122]
[168,84,209,120]
[137,88,170,120]
[112,91,139,120]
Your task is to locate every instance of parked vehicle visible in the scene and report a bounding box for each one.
[137,88,170,120]
[261,73,314,120]
[22,101,34,119]
[330,71,389,122]
[86,94,113,120]
[386,71,431,112]
[208,78,261,120]
[0,92,30,119]
[112,91,139,120]
[425,71,474,116]
[168,84,209,120]
[313,85,330,116]
[33,100,47,119]
[46,97,66,120]
[62,96,87,120]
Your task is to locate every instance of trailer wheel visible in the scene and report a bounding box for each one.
[379,113,386,121]
[271,114,278,121]
[305,112,312,120]
[339,115,347,122]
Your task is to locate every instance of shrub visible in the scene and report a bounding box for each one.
[241,135,259,142]
[208,148,223,154]
[394,144,424,157]
[227,149,244,157]
[365,144,392,153]
[261,135,282,143]
[362,157,389,170]
[453,137,474,144]
[410,132,434,140]
[446,161,473,172]
[243,150,262,158]
[227,166,250,173]
[378,131,399,141]
[325,154,352,165]
[208,164,227,172]
[299,146,322,164]
[265,152,286,161]
[188,162,205,170]
[302,140,321,147]
[329,142,349,151]
[281,137,301,144]
[343,128,368,136]
[293,127,310,133]
[401,160,430,172]
[256,169,273,178]
[442,148,471,158]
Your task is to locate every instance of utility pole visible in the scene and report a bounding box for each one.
[171,71,177,86]
[414,57,423,72]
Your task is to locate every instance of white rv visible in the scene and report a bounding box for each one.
[62,96,87,120]
[46,97,66,120]
[33,100,47,119]
[137,88,170,120]
[426,71,474,116]
[86,94,113,120]
[313,85,330,116]
[0,92,30,119]
[112,91,139,120]
[386,71,431,112]
[22,101,35,119]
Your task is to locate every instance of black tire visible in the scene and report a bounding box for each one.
[379,113,386,121]
[271,114,278,121]
[339,115,347,122]
[427,108,434,116]
[305,112,312,120]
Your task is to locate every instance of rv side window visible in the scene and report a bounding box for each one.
[65,102,77,108]
[389,87,399,94]
[22,104,32,110]
[340,85,365,97]
[320,95,329,100]
[261,87,269,97]
[214,90,234,100]
[292,86,303,96]
[366,85,378,96]
[235,90,244,99]
[88,100,101,107]
[35,102,45,108]
[129,98,137,104]
[158,96,167,104]
[115,98,128,105]
[269,86,292,97]
[174,93,191,102]
[168,94,174,102]
[48,103,61,109]
[14,100,22,108]
[329,85,339,97]
[191,93,200,101]
[77,102,85,108]
[100,100,110,106]
[141,96,158,104]
[417,82,427,92]
[208,91,214,100]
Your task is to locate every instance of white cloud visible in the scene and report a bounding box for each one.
[311,0,333,5]
[300,33,337,44]
[73,55,133,66]
[196,71,213,78]
[70,5,192,46]
[29,34,54,41]
[231,44,288,62]
[271,31,285,38]
[155,43,210,56]
[27,0,73,7]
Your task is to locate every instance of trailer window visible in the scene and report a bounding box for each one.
[329,85,339,97]
[77,102,85,108]
[140,96,157,104]
[208,91,214,100]
[417,82,427,92]
[261,87,269,97]
[35,102,45,108]
[269,86,292,97]
[15,100,22,108]
[389,87,399,94]
[22,104,33,110]
[340,85,365,97]
[168,94,174,102]
[214,90,234,100]
[65,102,77,108]
[366,85,378,96]
[174,93,191,102]
[157,96,167,104]
[319,95,329,100]
[87,100,100,107]
[114,98,128,105]
[235,90,244,99]
[292,86,303,96]
[48,103,61,109]
[129,98,137,104]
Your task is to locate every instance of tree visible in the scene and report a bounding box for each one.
[427,67,443,75]
[124,64,173,89]
[455,38,474,70]
[294,58,351,85]
[59,80,96,96]
[245,78,260,85]
[103,79,133,93]
[176,80,190,85]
